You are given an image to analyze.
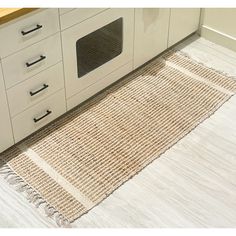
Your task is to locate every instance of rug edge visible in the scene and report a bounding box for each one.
[0,158,71,228]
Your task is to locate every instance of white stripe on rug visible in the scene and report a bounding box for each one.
[17,143,94,210]
[164,59,234,96]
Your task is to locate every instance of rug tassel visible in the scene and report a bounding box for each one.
[0,159,71,228]
[55,214,71,228]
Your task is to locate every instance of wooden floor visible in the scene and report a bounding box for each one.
[0,34,236,228]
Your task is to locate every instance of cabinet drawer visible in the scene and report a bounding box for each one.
[60,8,108,30]
[7,63,64,117]
[0,9,60,58]
[12,89,66,143]
[2,33,62,89]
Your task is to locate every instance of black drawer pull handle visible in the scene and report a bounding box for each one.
[26,55,46,67]
[33,110,52,123]
[21,24,43,36]
[30,84,49,96]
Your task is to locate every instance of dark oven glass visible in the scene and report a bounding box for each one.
[76,18,123,78]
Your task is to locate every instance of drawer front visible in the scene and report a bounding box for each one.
[60,8,108,30]
[2,33,62,89]
[12,89,66,143]
[0,9,60,58]
[7,62,64,117]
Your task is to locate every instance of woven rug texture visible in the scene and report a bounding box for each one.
[1,49,236,226]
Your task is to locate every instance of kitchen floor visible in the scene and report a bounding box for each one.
[0,34,236,228]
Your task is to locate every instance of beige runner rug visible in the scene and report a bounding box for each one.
[1,50,236,227]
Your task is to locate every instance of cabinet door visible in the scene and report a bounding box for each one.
[134,8,170,69]
[0,66,14,152]
[168,8,200,47]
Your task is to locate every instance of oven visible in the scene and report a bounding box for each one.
[61,9,134,109]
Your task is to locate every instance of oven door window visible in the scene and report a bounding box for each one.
[76,18,123,78]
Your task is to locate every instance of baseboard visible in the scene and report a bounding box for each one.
[201,25,236,52]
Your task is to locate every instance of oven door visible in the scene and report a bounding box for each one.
[61,9,134,101]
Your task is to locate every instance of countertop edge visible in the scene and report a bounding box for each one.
[0,8,38,26]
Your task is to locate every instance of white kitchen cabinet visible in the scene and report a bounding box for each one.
[133,9,170,69]
[168,8,200,47]
[0,66,14,153]
[0,8,202,151]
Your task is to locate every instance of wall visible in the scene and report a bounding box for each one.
[200,9,236,52]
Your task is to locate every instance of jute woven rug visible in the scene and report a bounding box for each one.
[1,50,236,227]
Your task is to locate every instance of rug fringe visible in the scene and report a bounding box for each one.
[0,158,71,228]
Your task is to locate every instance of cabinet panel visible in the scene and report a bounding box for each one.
[134,8,170,69]
[168,8,200,47]
[0,66,14,152]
